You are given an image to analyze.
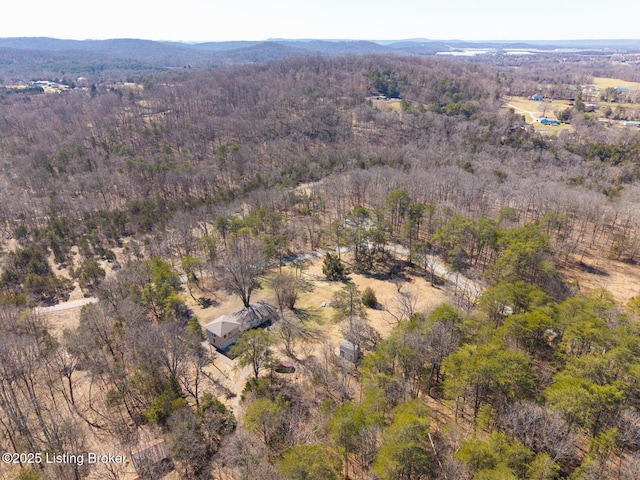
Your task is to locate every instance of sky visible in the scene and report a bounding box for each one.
[2,0,640,42]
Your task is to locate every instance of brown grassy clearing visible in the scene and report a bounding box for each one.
[186,252,451,411]
[371,97,403,113]
[592,77,640,91]
[502,96,574,134]
[563,253,640,305]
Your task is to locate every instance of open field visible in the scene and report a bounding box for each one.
[371,97,403,113]
[533,121,573,134]
[504,96,560,118]
[592,76,640,91]
[503,96,574,133]
[563,252,640,305]
[503,92,640,133]
[190,250,451,352]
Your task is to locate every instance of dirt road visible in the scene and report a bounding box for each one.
[504,102,539,124]
[37,296,98,313]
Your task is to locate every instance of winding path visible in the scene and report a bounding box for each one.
[504,102,541,124]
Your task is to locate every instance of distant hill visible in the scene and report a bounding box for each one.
[277,40,391,55]
[207,41,312,64]
[1,37,640,80]
[0,37,213,66]
[386,40,452,55]
[188,41,261,51]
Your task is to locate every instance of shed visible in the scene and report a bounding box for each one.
[131,438,172,479]
[339,340,360,363]
[275,360,295,373]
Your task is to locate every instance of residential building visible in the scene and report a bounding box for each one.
[204,301,277,350]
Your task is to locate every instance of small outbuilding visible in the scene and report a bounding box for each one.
[539,118,559,126]
[339,340,360,363]
[275,360,295,373]
[131,438,172,479]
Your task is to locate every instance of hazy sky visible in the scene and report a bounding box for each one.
[2,0,639,42]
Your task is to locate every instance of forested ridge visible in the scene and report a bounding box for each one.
[1,52,640,479]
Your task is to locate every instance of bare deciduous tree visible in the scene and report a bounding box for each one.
[386,288,419,324]
[499,401,577,466]
[217,231,266,308]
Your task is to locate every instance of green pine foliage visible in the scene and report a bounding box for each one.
[322,252,344,280]
[361,286,378,308]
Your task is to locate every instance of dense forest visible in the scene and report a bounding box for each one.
[2,46,640,479]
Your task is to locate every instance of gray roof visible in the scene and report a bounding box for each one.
[228,300,276,329]
[205,301,276,337]
[205,318,240,337]
[340,340,358,352]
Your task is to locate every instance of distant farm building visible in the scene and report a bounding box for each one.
[529,94,544,101]
[539,118,559,126]
[615,86,630,92]
[205,301,277,350]
[623,121,640,127]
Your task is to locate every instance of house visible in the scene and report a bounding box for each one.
[338,340,360,363]
[529,94,544,101]
[539,118,559,126]
[205,301,277,350]
[205,318,241,350]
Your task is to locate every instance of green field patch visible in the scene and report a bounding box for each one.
[534,122,573,134]
[592,77,640,91]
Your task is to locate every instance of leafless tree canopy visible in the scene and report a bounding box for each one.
[2,47,640,480]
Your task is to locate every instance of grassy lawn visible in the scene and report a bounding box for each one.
[504,96,569,118]
[372,97,403,113]
[535,122,573,134]
[592,77,640,91]
[503,96,574,134]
